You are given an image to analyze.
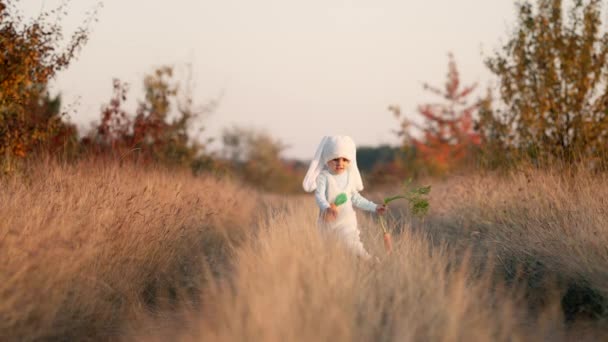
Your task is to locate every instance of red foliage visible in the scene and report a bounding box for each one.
[84,66,210,169]
[393,54,482,173]
[95,80,133,149]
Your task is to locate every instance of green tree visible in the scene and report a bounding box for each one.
[482,0,608,165]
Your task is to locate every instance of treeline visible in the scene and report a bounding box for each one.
[2,0,608,191]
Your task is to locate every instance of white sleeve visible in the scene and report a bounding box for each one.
[314,173,331,210]
[351,191,378,212]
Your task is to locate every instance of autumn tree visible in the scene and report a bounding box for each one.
[392,54,481,174]
[23,91,79,156]
[0,1,94,162]
[86,66,216,170]
[481,0,608,165]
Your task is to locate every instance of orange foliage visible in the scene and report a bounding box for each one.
[0,1,93,161]
[392,54,481,174]
[83,66,216,171]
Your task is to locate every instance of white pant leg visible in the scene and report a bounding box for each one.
[337,225,371,260]
[319,219,370,260]
[318,204,371,260]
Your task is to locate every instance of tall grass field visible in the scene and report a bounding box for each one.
[2,160,607,341]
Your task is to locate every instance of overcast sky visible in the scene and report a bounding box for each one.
[17,0,516,159]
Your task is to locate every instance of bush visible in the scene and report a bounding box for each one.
[84,66,217,172]
[481,0,608,167]
[221,126,304,193]
[0,1,92,165]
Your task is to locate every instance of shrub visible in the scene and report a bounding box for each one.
[481,0,608,166]
[0,1,92,164]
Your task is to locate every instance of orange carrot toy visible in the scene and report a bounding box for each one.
[379,216,393,254]
[379,180,431,255]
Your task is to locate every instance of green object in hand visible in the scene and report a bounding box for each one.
[334,193,348,206]
[382,180,432,218]
[383,195,407,204]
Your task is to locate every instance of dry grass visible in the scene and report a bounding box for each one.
[3,160,608,341]
[134,168,608,341]
[0,158,256,341]
[136,200,564,341]
[422,168,608,320]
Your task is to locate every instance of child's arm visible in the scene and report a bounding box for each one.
[314,174,331,211]
[352,192,387,214]
[315,174,338,221]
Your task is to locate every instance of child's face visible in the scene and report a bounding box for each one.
[327,157,350,174]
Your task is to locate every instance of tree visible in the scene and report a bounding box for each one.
[221,127,302,192]
[23,90,79,156]
[392,54,481,174]
[0,1,93,161]
[86,66,216,170]
[356,145,404,173]
[482,0,608,165]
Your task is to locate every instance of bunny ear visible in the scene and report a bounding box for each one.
[350,154,364,191]
[302,136,329,192]
[342,136,363,191]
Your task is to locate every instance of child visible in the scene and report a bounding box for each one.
[303,135,387,260]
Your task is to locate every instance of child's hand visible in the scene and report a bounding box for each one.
[324,204,338,222]
[376,204,388,215]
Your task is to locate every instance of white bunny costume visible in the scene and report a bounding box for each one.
[303,136,378,259]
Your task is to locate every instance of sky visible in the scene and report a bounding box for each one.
[16,0,516,160]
